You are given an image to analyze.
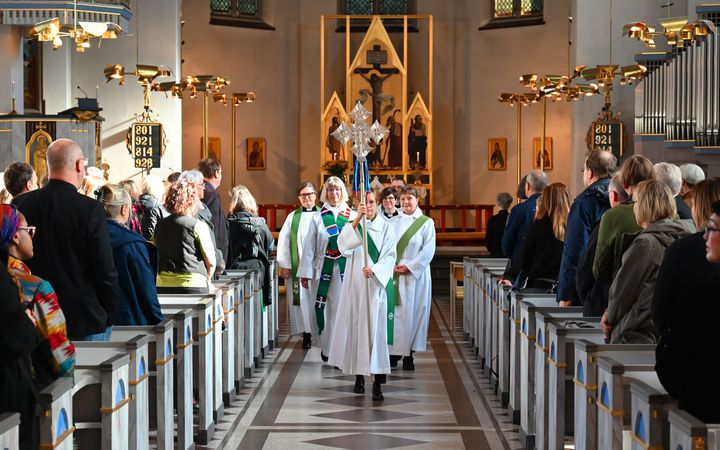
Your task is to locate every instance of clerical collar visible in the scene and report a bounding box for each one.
[384,210,399,218]
[303,207,315,212]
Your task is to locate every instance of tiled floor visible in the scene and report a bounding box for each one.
[206,297,522,450]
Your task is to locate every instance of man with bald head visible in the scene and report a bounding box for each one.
[13,139,119,341]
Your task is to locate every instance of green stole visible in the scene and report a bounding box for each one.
[290,206,319,305]
[359,223,396,345]
[393,215,430,306]
[315,206,351,334]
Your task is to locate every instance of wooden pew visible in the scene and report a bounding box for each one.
[546,320,605,450]
[508,292,556,425]
[75,335,151,450]
[485,270,505,382]
[214,278,240,404]
[73,351,131,450]
[519,303,583,449]
[112,320,175,450]
[449,261,464,332]
[572,341,655,450]
[218,272,250,388]
[0,413,20,449]
[158,294,216,445]
[39,377,74,450]
[474,259,507,369]
[596,354,659,449]
[628,378,676,450]
[668,409,720,450]
[496,283,513,407]
[225,269,259,377]
[170,310,195,449]
[462,257,479,342]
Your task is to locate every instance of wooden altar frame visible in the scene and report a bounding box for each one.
[320,14,433,202]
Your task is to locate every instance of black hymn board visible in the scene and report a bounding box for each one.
[129,122,162,169]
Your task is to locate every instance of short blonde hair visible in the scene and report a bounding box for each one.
[633,179,677,225]
[98,183,131,219]
[319,176,349,204]
[141,174,166,200]
[229,185,258,215]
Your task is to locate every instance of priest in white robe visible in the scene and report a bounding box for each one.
[298,177,357,360]
[388,185,436,370]
[329,190,396,401]
[277,181,318,349]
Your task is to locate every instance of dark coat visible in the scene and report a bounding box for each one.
[0,262,43,450]
[202,181,229,264]
[227,210,275,305]
[107,220,163,326]
[575,221,610,317]
[557,178,610,304]
[675,195,692,220]
[518,216,564,289]
[652,232,720,421]
[501,193,540,281]
[13,180,120,338]
[485,209,508,257]
[139,193,167,240]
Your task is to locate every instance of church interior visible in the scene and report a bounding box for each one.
[1,0,719,449]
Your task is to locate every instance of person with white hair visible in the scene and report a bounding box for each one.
[654,162,692,220]
[679,163,705,210]
[139,175,168,239]
[298,176,357,361]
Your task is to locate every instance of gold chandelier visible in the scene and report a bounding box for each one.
[624,18,716,49]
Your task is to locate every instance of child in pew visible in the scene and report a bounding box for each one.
[98,184,163,325]
[0,204,75,388]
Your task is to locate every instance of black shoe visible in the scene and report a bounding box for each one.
[372,382,384,401]
[353,375,365,394]
[321,352,328,362]
[389,355,401,368]
[302,333,311,349]
[402,356,415,371]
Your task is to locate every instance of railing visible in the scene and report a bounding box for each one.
[258,203,495,245]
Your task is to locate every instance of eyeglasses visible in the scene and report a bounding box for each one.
[383,196,396,201]
[18,226,36,238]
[299,192,316,198]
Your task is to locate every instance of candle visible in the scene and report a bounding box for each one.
[11,80,14,99]
[416,151,420,163]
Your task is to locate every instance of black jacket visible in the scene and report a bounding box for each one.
[202,181,229,264]
[674,195,692,220]
[0,262,43,450]
[518,216,564,288]
[485,209,508,257]
[227,210,275,305]
[575,221,610,317]
[138,193,167,240]
[13,179,120,338]
[652,232,720,421]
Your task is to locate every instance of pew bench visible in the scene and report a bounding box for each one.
[0,413,19,449]
[39,377,74,450]
[629,378,676,450]
[669,409,720,450]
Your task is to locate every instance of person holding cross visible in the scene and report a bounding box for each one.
[298,177,357,362]
[388,185,436,370]
[328,189,396,401]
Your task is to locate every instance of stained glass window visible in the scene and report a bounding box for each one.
[210,0,231,13]
[345,0,409,15]
[380,0,407,14]
[236,0,258,15]
[493,0,542,19]
[521,0,542,16]
[210,0,273,29]
[347,0,373,15]
[494,0,514,18]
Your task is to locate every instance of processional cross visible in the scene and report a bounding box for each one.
[331,101,388,342]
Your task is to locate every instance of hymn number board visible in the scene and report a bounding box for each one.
[586,117,626,159]
[130,122,162,169]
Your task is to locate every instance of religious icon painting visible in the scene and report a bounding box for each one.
[487,138,507,171]
[532,137,553,171]
[200,137,221,161]
[247,137,266,170]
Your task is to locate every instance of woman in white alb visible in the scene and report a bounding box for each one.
[298,177,357,361]
[388,185,436,370]
[276,182,318,349]
[329,190,396,401]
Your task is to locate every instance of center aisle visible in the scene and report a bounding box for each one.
[224,298,521,450]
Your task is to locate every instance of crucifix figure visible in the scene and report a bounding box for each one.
[354,45,400,125]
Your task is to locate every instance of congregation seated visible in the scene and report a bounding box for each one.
[653,178,720,422]
[602,179,695,343]
[516,183,569,292]
[98,184,163,325]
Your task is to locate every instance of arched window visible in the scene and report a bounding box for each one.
[210,0,275,30]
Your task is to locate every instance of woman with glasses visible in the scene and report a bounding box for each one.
[380,186,400,220]
[651,178,720,422]
[602,180,695,344]
[277,182,319,349]
[298,177,357,362]
[98,184,163,326]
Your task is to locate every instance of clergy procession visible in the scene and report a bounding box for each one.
[3,0,720,449]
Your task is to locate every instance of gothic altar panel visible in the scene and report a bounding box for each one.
[321,15,433,201]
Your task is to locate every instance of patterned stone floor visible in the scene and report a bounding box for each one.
[201,296,523,450]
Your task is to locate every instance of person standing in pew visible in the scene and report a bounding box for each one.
[154,179,217,294]
[516,183,570,293]
[652,180,720,422]
[277,181,319,349]
[601,180,695,344]
[1,205,75,387]
[485,192,513,258]
[13,139,120,341]
[98,184,163,325]
[329,190,395,400]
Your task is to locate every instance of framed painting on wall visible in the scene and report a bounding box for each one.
[247,137,266,170]
[200,137,221,161]
[488,138,507,170]
[533,137,553,170]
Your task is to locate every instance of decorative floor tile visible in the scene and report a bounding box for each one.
[304,433,427,449]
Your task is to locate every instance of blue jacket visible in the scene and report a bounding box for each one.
[501,193,541,260]
[557,178,610,304]
[107,219,163,325]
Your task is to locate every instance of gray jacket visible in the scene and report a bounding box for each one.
[608,218,695,344]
